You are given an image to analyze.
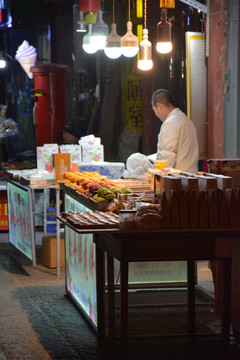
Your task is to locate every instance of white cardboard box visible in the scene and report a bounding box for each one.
[81,144,104,162]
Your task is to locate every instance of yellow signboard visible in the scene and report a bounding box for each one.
[121,59,142,132]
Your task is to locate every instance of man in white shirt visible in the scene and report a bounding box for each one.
[151,89,199,174]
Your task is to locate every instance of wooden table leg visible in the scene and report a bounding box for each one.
[95,239,106,346]
[107,253,115,341]
[221,258,232,347]
[187,260,196,342]
[120,259,128,359]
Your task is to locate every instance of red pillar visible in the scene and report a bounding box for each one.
[207,1,227,158]
[31,64,70,146]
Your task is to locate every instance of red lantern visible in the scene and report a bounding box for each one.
[79,0,100,14]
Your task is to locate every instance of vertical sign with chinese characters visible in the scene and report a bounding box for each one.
[121,59,143,132]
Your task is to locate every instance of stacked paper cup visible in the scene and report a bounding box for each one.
[15,40,37,78]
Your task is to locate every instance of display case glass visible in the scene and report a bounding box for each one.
[64,194,97,328]
[7,180,35,263]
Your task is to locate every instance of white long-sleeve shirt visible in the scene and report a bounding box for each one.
[157,108,199,173]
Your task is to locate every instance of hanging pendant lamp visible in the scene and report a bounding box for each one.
[121,0,139,58]
[156,8,172,54]
[76,10,87,32]
[138,0,152,71]
[104,24,122,59]
[82,24,98,54]
[104,0,121,59]
[138,29,153,70]
[91,9,109,51]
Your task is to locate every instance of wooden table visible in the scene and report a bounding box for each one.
[93,227,240,359]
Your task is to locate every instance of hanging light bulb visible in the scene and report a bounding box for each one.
[156,8,172,54]
[104,0,121,59]
[121,0,139,57]
[138,29,153,70]
[91,9,109,51]
[76,10,87,32]
[104,24,121,59]
[0,51,6,68]
[138,0,152,71]
[82,24,98,54]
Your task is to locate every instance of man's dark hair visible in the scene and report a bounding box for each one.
[63,120,81,138]
[151,89,175,107]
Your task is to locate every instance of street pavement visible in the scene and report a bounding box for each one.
[0,232,240,360]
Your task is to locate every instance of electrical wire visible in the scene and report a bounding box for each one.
[128,0,131,22]
[144,0,147,29]
[113,0,115,23]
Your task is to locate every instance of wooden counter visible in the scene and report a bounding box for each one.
[58,215,239,358]
[93,228,237,358]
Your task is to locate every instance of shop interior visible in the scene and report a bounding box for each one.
[0,0,206,172]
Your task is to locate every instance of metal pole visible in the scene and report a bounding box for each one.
[56,187,61,276]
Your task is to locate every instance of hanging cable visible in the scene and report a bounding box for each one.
[128,0,131,22]
[144,0,146,29]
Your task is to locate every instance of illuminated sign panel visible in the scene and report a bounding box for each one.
[7,181,35,262]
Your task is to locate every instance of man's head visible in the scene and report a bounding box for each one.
[151,89,175,122]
